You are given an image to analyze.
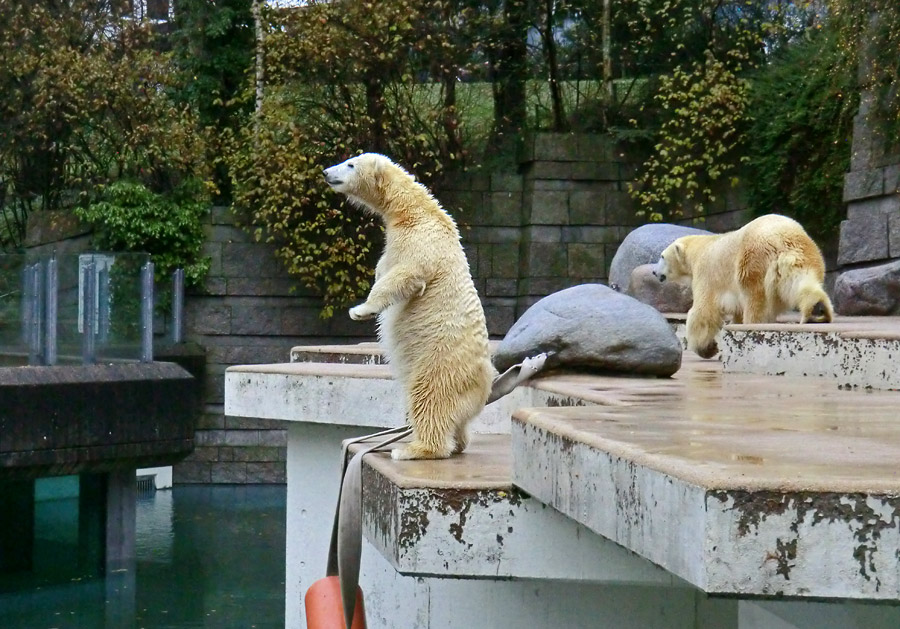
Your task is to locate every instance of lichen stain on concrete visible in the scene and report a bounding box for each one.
[388,486,525,550]
[541,427,577,457]
[398,500,431,551]
[614,463,642,529]
[546,396,587,408]
[768,537,797,579]
[720,490,900,580]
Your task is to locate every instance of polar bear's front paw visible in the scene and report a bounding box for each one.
[695,340,719,359]
[390,441,450,460]
[349,304,377,321]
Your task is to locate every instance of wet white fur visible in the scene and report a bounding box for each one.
[654,214,833,358]
[324,153,495,460]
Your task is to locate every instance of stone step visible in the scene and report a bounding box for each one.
[719,319,900,390]
[512,357,900,600]
[667,315,900,390]
[353,434,677,585]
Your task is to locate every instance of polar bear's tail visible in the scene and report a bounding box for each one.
[773,253,833,324]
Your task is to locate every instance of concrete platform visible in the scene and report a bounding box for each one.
[720,319,900,390]
[513,354,900,600]
[225,322,900,627]
[354,434,679,585]
[667,314,900,390]
[226,360,603,435]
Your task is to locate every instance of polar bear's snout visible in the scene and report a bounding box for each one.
[323,159,358,191]
[652,258,667,282]
[323,165,343,189]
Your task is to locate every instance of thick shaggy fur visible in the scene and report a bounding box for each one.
[654,214,833,358]
[324,153,495,460]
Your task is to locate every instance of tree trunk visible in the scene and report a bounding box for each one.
[602,0,612,127]
[253,0,264,114]
[441,70,463,162]
[487,0,529,155]
[365,77,386,153]
[542,0,567,131]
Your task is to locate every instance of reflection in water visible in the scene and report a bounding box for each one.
[0,485,286,629]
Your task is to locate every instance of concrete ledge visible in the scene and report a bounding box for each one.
[512,362,900,600]
[0,362,197,479]
[290,342,385,364]
[225,351,605,433]
[356,434,679,585]
[719,318,900,390]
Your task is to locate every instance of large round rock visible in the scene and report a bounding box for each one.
[609,223,711,292]
[834,261,900,315]
[494,284,682,377]
[628,263,694,313]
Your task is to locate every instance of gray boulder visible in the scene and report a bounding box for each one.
[834,261,900,315]
[628,264,693,313]
[609,223,711,292]
[494,284,682,377]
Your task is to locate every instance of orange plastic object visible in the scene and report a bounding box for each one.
[305,576,367,629]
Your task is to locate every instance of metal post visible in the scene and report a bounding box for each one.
[23,265,36,364]
[27,263,44,365]
[171,268,184,344]
[140,261,154,363]
[97,266,110,345]
[44,257,58,366]
[82,261,96,365]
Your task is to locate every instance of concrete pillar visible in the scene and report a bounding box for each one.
[739,600,900,629]
[0,480,35,573]
[105,468,136,568]
[78,474,106,575]
[104,469,137,628]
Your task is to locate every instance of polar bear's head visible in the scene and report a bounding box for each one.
[323,153,416,216]
[653,238,691,284]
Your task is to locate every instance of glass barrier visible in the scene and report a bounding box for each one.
[0,255,28,365]
[0,253,158,365]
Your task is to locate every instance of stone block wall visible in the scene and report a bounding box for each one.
[837,93,900,271]
[174,207,375,484]
[833,17,900,313]
[441,133,749,326]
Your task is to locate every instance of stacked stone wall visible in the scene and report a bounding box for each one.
[441,133,750,328]
[175,207,374,483]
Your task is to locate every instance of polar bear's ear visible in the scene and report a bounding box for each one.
[367,153,388,175]
[671,241,685,265]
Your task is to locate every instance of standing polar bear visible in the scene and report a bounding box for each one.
[324,153,495,460]
[653,214,833,358]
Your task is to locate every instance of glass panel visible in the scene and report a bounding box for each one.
[0,255,29,366]
[56,252,150,363]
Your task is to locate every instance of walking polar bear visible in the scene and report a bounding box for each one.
[653,214,833,358]
[324,153,495,460]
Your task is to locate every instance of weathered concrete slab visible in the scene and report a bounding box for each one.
[225,348,607,434]
[290,342,385,365]
[355,434,679,585]
[226,362,399,428]
[512,357,900,600]
[0,362,197,478]
[718,318,900,390]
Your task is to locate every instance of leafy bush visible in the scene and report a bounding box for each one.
[629,52,751,221]
[0,2,210,249]
[744,30,857,245]
[830,0,900,151]
[224,0,489,316]
[75,180,211,287]
[224,120,378,319]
